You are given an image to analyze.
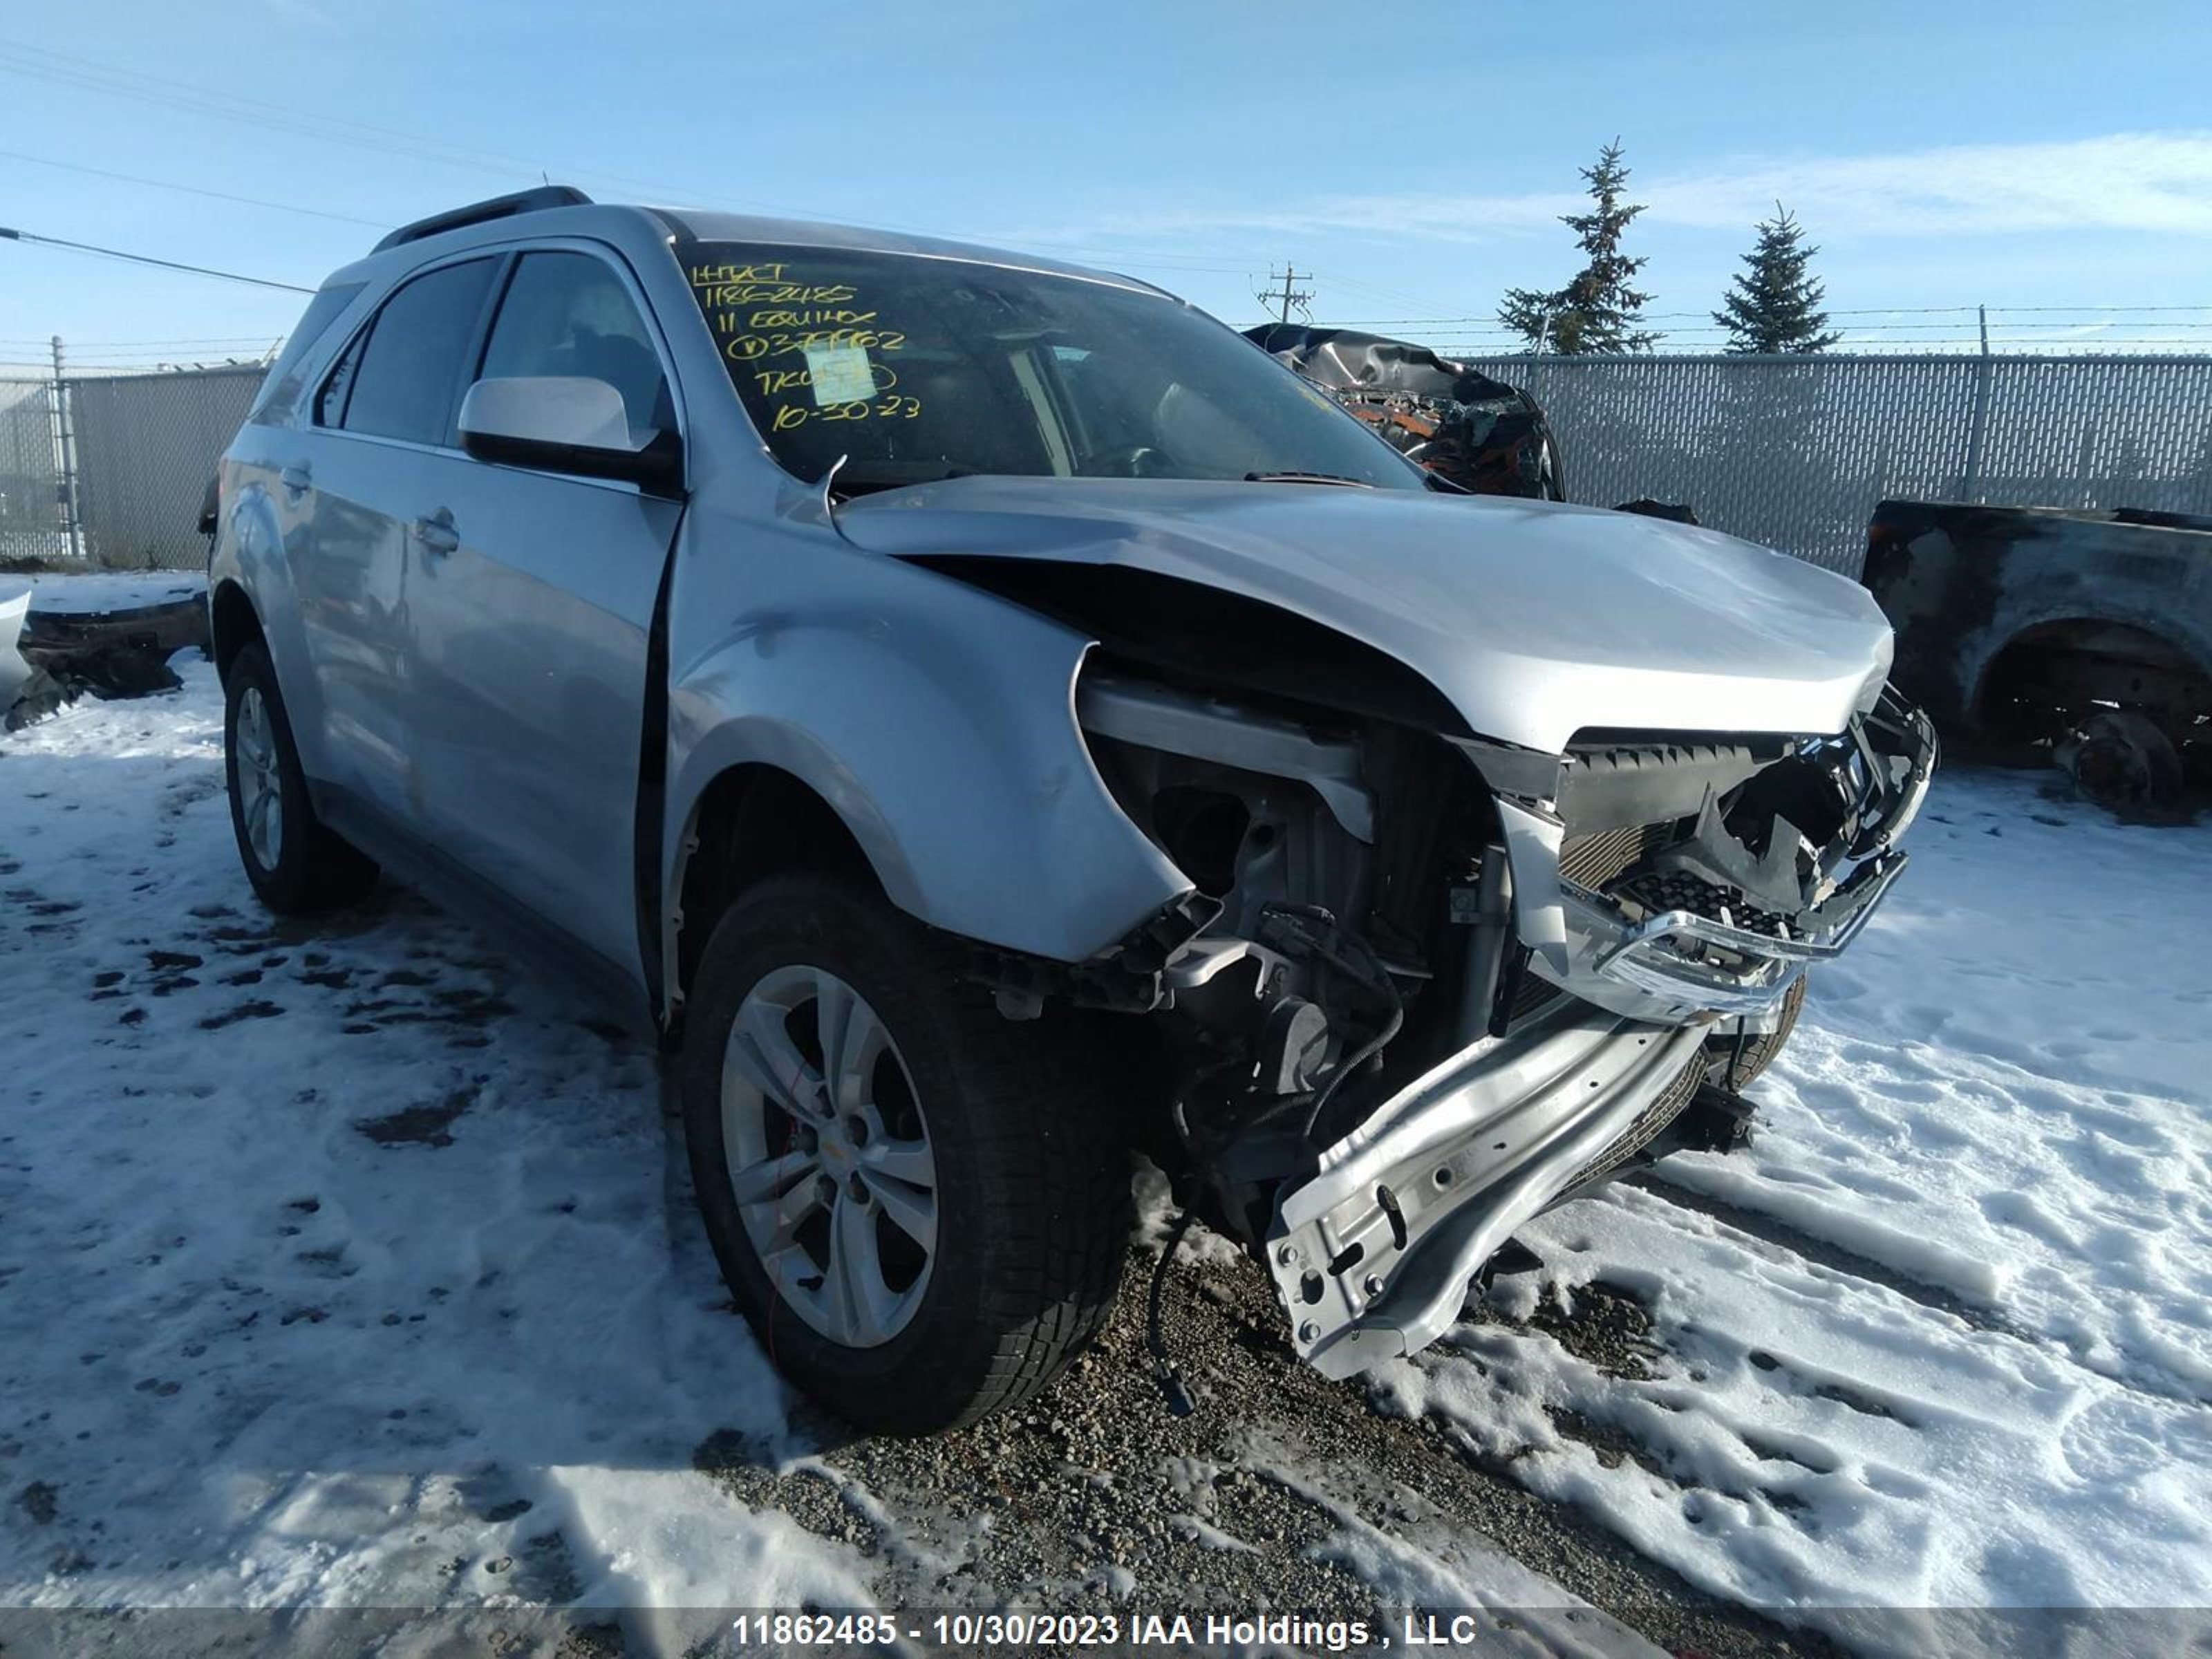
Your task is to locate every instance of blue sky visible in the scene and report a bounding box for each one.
[3,0,2210,370]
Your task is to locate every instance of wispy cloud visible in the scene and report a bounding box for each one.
[1004,131,2212,250]
[1654,133,2212,236]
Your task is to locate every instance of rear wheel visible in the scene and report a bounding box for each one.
[681,874,1130,1434]
[223,641,377,914]
[2063,709,2184,812]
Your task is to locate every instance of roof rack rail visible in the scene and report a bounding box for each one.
[373,185,594,254]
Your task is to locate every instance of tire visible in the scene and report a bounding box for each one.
[2065,709,2184,812]
[223,641,378,914]
[681,874,1130,1435]
[1704,973,1806,1091]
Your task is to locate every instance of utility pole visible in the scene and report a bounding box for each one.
[1257,265,1312,326]
[49,335,82,561]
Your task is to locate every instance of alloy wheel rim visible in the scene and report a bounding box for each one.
[720,965,938,1348]
[235,688,284,871]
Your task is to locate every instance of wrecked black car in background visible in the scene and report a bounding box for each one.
[1246,324,1565,500]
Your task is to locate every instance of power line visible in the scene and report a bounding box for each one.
[0,39,556,183]
[0,226,313,292]
[0,36,847,227]
[1304,266,1473,322]
[1303,319,2212,339]
[1311,305,2212,328]
[0,147,391,228]
[0,335,276,347]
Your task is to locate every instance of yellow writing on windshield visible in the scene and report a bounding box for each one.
[691,258,922,429]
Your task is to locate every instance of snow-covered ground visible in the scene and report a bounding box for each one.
[1378,779,2212,1647]
[3,659,2209,1655]
[0,661,873,1634]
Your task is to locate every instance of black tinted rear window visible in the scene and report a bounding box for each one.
[341,259,497,446]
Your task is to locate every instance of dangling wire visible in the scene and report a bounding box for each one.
[1145,1208,1199,1417]
[1725,1027,1750,1093]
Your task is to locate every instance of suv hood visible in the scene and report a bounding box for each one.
[839,477,1893,753]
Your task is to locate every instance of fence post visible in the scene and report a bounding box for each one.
[1960,306,1994,502]
[2073,419,2099,508]
[49,335,84,561]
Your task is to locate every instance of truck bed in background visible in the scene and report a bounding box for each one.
[1863,500,2212,809]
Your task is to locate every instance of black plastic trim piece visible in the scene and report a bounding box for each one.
[372,186,593,254]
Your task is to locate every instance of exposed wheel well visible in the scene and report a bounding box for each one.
[1974,617,2212,738]
[673,765,883,1007]
[209,581,265,684]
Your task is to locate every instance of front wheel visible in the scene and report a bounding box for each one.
[681,874,1130,1434]
[1705,973,1807,1091]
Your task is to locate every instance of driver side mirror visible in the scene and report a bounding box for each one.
[458,376,683,496]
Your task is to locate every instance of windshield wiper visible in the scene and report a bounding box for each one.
[1244,471,1375,488]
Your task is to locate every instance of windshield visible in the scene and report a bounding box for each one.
[680,242,1424,492]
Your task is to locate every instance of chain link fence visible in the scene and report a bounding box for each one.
[1461,353,2212,575]
[6,352,2212,577]
[0,373,71,565]
[67,368,261,569]
[0,365,260,571]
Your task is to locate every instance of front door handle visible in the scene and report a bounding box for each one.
[410,509,459,556]
[279,461,312,494]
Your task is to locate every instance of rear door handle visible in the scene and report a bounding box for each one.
[279,461,312,493]
[410,510,459,556]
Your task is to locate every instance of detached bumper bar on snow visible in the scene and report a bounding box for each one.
[1266,1004,1709,1378]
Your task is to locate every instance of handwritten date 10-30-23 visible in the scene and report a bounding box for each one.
[767,395,923,431]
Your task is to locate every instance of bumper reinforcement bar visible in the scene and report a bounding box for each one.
[1267,1004,1709,1378]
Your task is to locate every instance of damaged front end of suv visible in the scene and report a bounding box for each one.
[881,523,1935,1383]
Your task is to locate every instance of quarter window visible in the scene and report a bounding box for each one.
[252,281,362,421]
[315,329,365,429]
[477,252,672,441]
[335,258,498,446]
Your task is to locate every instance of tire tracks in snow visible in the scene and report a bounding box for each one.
[1629,1172,2212,1414]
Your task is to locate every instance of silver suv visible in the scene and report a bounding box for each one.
[209,187,1935,1433]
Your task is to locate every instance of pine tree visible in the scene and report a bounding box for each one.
[1497,140,1659,355]
[1712,204,1840,354]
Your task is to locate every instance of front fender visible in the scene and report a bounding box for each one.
[664,533,1189,970]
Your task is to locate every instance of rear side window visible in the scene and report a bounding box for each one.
[336,259,497,445]
[250,281,363,420]
[478,252,673,440]
[317,330,365,428]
